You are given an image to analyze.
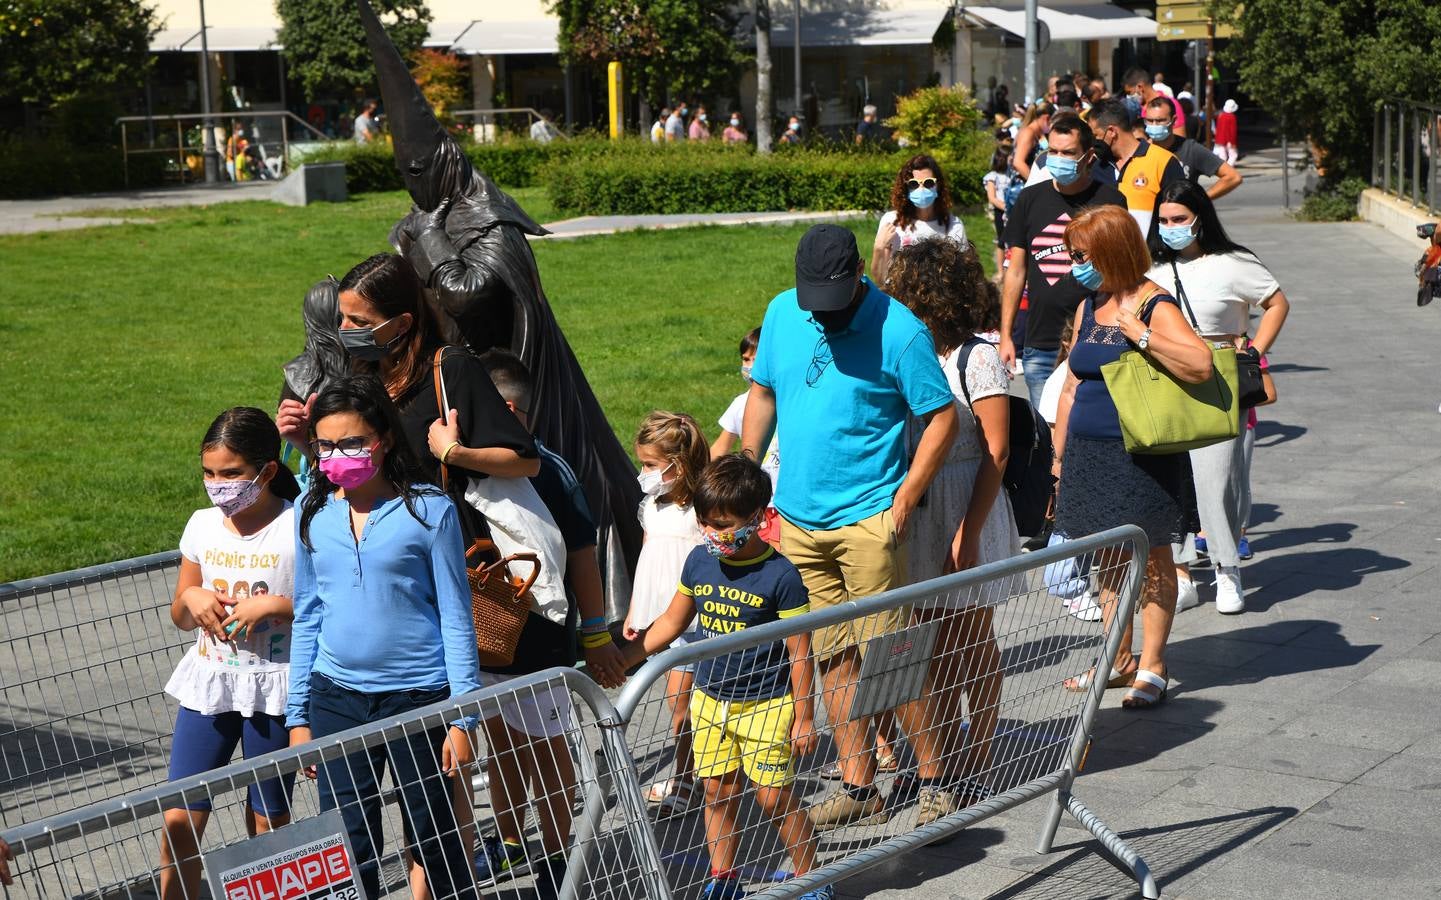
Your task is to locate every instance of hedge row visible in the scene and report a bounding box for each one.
[0,137,167,199]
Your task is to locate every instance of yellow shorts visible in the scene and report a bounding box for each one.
[689,690,795,788]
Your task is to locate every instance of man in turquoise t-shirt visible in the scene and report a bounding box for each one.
[742,224,957,831]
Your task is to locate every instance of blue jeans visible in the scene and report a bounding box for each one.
[167,707,294,815]
[309,673,480,900]
[1022,346,1060,409]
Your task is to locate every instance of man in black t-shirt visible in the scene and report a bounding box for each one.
[1000,113,1127,407]
[1142,97,1243,200]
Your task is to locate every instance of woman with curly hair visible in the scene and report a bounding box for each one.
[879,238,1018,818]
[870,153,969,285]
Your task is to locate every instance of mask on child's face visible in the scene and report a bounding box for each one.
[701,516,763,558]
[637,463,673,498]
[741,363,753,381]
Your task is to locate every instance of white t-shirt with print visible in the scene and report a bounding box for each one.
[718,391,781,486]
[943,340,1011,460]
[878,210,969,252]
[1147,251,1281,337]
[164,503,295,717]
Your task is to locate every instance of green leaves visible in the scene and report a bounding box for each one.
[275,0,431,100]
[0,0,156,111]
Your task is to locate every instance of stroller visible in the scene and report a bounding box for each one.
[1415,222,1441,307]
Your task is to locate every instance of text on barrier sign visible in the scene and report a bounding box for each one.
[204,809,367,900]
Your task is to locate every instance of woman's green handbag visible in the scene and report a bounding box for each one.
[1101,289,1241,455]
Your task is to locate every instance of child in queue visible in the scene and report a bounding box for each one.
[158,408,301,900]
[622,455,830,900]
[624,412,710,814]
[710,327,782,547]
[286,375,481,900]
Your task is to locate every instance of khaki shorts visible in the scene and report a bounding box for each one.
[779,508,908,663]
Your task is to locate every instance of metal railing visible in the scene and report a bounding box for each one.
[451,107,550,141]
[2,526,1154,899]
[1372,99,1441,214]
[115,111,331,188]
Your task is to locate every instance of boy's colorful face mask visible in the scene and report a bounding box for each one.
[701,515,763,558]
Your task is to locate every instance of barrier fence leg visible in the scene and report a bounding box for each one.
[600,721,673,900]
[559,722,609,900]
[1067,795,1159,900]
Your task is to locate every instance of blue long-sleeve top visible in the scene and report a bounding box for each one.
[286,489,481,730]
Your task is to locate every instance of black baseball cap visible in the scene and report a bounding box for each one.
[795,224,862,311]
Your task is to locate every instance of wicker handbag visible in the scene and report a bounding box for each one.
[434,348,543,666]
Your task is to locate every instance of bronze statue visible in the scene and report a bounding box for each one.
[355,0,640,607]
[280,276,347,404]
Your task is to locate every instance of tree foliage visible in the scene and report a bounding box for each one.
[0,0,157,110]
[1219,0,1441,177]
[276,0,431,101]
[884,85,985,161]
[547,0,747,105]
[410,49,468,124]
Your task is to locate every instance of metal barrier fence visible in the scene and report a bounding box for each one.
[1,552,186,831]
[1373,98,1441,214]
[3,526,1154,899]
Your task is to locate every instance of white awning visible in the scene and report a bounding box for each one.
[452,20,559,55]
[425,20,481,48]
[964,4,1156,41]
[764,7,949,47]
[150,25,278,52]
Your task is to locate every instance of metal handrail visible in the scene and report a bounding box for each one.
[114,110,331,188]
[1372,98,1441,215]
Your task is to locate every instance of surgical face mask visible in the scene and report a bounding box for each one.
[1145,123,1173,142]
[1071,259,1103,291]
[1160,221,1198,251]
[908,186,938,209]
[1038,137,1050,152]
[741,363,753,381]
[698,113,707,123]
[318,448,379,490]
[205,471,265,517]
[730,117,741,127]
[701,516,762,558]
[637,463,673,498]
[339,317,404,361]
[788,121,800,132]
[1046,154,1082,185]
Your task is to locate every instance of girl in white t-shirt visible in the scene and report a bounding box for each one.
[871,153,969,285]
[709,327,782,546]
[624,411,708,815]
[157,408,301,900]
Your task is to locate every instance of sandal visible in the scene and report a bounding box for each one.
[1064,660,1136,693]
[646,777,687,805]
[1121,669,1168,709]
[876,749,899,773]
[656,779,697,817]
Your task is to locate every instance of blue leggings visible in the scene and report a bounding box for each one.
[167,706,295,816]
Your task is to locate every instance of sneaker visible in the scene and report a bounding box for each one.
[701,876,747,899]
[806,787,889,831]
[818,761,843,780]
[796,884,836,900]
[1068,591,1103,622]
[1175,576,1201,612]
[474,835,528,884]
[1215,567,1245,615]
[915,785,960,826]
[1238,536,1253,560]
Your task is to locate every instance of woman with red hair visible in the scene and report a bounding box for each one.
[1051,205,1212,709]
[870,154,969,285]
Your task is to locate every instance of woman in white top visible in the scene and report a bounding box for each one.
[883,238,1017,797]
[871,153,969,285]
[1147,180,1290,615]
[158,408,301,900]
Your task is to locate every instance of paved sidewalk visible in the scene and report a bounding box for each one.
[832,173,1441,898]
[0,181,278,233]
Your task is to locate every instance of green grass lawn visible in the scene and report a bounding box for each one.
[0,192,993,581]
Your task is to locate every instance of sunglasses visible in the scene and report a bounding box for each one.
[1067,248,1091,264]
[905,177,938,190]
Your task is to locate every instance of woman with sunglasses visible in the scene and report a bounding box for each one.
[287,374,482,900]
[871,154,968,285]
[1051,205,1212,710]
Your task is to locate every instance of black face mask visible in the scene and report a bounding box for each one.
[1092,140,1114,165]
[812,279,866,332]
[339,317,405,361]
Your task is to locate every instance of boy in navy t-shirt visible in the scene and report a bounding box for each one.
[623,455,831,900]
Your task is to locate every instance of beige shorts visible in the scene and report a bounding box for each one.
[779,508,908,663]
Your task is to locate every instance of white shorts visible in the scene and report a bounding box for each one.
[478,671,574,739]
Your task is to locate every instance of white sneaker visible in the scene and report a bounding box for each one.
[1175,576,1201,612]
[1214,567,1245,614]
[1068,591,1103,621]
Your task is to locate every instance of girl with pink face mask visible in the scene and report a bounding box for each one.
[159,407,302,900]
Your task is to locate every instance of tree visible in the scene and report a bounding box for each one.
[276,0,431,101]
[410,49,468,125]
[754,0,773,153]
[0,0,157,126]
[1219,0,1441,177]
[548,0,747,109]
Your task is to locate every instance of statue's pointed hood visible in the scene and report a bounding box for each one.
[357,0,466,210]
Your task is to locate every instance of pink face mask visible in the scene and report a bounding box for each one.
[318,448,379,489]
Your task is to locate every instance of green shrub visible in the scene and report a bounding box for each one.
[0,135,167,198]
[1296,176,1368,221]
[885,84,987,162]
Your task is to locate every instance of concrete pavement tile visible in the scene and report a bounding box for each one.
[1398,731,1441,759]
[1151,764,1342,811]
[1301,783,1441,835]
[1402,634,1441,660]
[835,860,1029,899]
[1071,748,1202,802]
[1202,734,1393,784]
[1166,665,1356,708]
[1162,638,1272,670]
[1176,855,1437,899]
[1270,701,1437,751]
[1352,752,1441,792]
[1325,679,1441,716]
[1353,656,1441,688]
[1243,815,1441,882]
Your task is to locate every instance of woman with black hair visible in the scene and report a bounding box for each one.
[1146,180,1291,615]
[285,375,481,900]
[871,153,969,285]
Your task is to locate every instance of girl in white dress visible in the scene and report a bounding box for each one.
[623,411,709,814]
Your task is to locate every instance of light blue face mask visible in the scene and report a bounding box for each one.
[908,186,938,208]
[1038,137,1050,151]
[1046,154,1081,185]
[1145,123,1172,142]
[1160,221,1198,250]
[1071,259,1103,290]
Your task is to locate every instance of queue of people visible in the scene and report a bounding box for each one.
[145,99,1283,900]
